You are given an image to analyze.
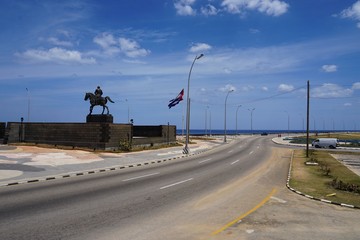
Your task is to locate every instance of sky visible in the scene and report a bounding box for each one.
[1,0,360,131]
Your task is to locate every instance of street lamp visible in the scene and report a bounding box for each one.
[183,54,204,154]
[205,106,209,136]
[26,88,30,122]
[224,89,234,143]
[125,99,130,123]
[248,108,255,133]
[236,105,242,135]
[284,111,290,134]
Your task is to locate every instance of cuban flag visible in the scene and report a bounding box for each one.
[168,89,184,109]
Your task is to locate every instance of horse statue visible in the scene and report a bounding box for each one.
[84,92,115,115]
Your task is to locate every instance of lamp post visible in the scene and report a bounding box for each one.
[236,105,242,135]
[248,108,255,133]
[209,108,212,136]
[125,99,130,123]
[205,106,209,136]
[26,88,30,122]
[284,111,290,135]
[224,89,234,143]
[183,54,204,154]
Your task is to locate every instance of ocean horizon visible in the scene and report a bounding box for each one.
[176,129,360,135]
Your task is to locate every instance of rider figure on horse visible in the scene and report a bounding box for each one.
[94,86,103,104]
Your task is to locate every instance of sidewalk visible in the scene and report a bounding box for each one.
[0,137,229,186]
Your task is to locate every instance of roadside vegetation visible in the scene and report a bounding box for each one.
[289,133,360,148]
[289,149,360,207]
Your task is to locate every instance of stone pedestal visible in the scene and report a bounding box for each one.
[86,114,113,123]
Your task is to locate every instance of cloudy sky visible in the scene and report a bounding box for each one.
[1,0,360,131]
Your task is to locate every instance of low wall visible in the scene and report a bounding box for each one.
[133,125,176,147]
[0,122,5,139]
[3,122,176,150]
[4,122,132,150]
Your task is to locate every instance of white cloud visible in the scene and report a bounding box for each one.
[119,38,151,58]
[344,102,352,107]
[221,0,289,17]
[223,67,232,74]
[93,33,120,56]
[312,83,353,98]
[321,64,337,72]
[94,33,150,58]
[47,37,73,47]
[241,85,254,91]
[352,82,360,90]
[261,86,269,91]
[220,84,237,92]
[18,47,96,64]
[278,84,294,92]
[339,1,360,27]
[189,42,212,53]
[340,1,360,20]
[249,28,260,34]
[174,0,196,16]
[201,4,218,16]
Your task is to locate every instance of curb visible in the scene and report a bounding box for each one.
[0,146,211,188]
[286,150,360,210]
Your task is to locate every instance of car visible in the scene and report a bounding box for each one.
[261,132,268,136]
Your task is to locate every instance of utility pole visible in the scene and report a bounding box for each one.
[306,80,310,158]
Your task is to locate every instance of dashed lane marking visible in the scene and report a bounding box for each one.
[199,158,212,164]
[231,160,240,165]
[160,178,193,190]
[122,172,160,182]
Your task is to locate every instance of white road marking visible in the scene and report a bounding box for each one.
[271,196,287,203]
[199,158,212,164]
[160,178,193,190]
[249,151,254,155]
[122,172,160,182]
[228,150,234,153]
[231,160,240,165]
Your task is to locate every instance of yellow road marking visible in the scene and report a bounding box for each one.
[212,188,277,235]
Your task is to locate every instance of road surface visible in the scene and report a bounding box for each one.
[1,136,359,240]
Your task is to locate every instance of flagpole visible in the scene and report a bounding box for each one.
[183,54,204,154]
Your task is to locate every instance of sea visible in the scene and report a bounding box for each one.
[176,129,359,136]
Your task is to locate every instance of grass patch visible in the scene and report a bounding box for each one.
[290,133,360,148]
[290,149,360,206]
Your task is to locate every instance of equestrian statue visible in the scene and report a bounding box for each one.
[84,86,115,115]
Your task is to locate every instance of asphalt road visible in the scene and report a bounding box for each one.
[1,136,359,240]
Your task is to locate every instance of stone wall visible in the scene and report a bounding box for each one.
[4,122,132,150]
[3,122,176,150]
[133,125,176,147]
[0,122,5,140]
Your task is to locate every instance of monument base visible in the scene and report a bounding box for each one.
[86,114,113,123]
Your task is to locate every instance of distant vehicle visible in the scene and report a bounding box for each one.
[261,132,268,136]
[312,138,338,149]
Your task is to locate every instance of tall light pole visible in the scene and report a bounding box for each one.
[236,105,242,135]
[248,108,255,133]
[224,89,234,143]
[284,111,290,135]
[205,106,209,136]
[26,88,30,122]
[183,54,204,154]
[209,109,211,136]
[125,99,130,123]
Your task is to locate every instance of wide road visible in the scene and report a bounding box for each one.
[1,136,358,239]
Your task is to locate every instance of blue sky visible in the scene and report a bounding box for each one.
[1,0,360,131]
